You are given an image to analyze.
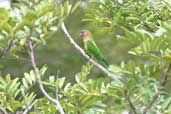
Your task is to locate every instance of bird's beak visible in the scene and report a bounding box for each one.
[80,31,83,38]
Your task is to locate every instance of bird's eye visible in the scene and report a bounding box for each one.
[80,31,88,37]
[80,31,85,37]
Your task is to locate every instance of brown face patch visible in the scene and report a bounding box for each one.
[82,31,89,37]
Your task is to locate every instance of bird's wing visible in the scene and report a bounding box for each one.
[87,40,103,60]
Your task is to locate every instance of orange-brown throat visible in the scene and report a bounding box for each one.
[82,31,90,42]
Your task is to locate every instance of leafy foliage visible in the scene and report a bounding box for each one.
[1,0,171,114]
[0,0,80,57]
[83,0,171,113]
[0,73,36,112]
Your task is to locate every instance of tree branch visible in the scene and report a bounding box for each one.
[124,90,137,114]
[27,40,65,114]
[143,63,171,114]
[22,99,38,114]
[61,22,110,75]
[160,63,171,86]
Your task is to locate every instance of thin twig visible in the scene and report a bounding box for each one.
[56,70,60,100]
[22,99,38,114]
[27,40,65,114]
[160,64,171,86]
[61,22,110,75]
[143,63,171,114]
[0,40,16,58]
[124,90,137,114]
[142,93,160,114]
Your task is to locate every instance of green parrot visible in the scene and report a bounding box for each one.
[80,30,109,68]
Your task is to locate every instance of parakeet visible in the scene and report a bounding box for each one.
[80,30,109,68]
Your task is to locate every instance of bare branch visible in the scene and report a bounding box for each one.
[143,93,160,114]
[27,40,65,114]
[143,63,171,114]
[61,22,110,75]
[160,63,171,86]
[124,90,137,114]
[22,99,38,114]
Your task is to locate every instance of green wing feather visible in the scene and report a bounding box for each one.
[87,40,108,68]
[87,40,103,59]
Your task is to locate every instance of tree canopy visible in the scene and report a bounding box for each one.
[0,0,171,114]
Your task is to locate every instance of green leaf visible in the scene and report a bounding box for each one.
[30,70,36,81]
[71,1,81,14]
[162,97,171,109]
[24,73,33,85]
[24,92,37,106]
[40,65,48,76]
[0,8,10,20]
[64,1,72,16]
[56,77,66,88]
[22,78,29,89]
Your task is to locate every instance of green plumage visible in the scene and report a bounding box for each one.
[86,40,108,68]
[81,30,109,68]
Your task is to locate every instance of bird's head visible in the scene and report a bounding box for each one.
[80,30,91,39]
